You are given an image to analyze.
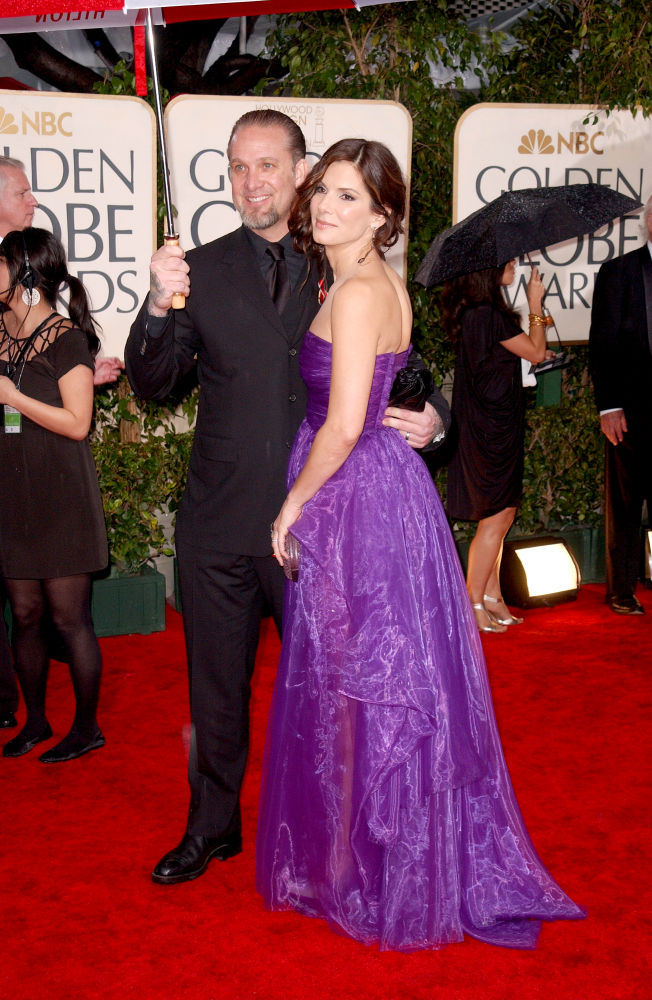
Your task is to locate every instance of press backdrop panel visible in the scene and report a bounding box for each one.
[165,95,413,277]
[455,104,651,343]
[0,90,156,357]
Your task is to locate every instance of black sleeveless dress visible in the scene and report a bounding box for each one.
[0,324,108,579]
[447,304,524,521]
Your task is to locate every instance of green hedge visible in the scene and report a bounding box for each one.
[92,3,651,559]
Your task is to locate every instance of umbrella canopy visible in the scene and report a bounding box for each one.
[1,0,409,236]
[415,183,643,287]
[0,1,410,30]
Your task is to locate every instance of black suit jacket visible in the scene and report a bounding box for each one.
[589,244,652,420]
[126,227,319,556]
[125,225,451,558]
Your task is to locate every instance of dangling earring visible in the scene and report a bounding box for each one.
[357,226,377,266]
[22,286,41,307]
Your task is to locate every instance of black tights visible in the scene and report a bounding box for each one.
[5,574,102,738]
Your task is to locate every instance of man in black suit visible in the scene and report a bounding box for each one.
[125,110,450,885]
[589,194,652,615]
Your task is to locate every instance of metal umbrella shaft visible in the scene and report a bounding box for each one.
[146,9,184,308]
[146,9,174,237]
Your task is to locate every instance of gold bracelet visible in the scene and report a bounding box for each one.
[529,313,553,326]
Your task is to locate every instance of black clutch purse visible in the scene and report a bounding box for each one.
[532,352,572,375]
[388,367,434,411]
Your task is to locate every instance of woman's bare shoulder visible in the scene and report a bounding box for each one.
[329,272,381,315]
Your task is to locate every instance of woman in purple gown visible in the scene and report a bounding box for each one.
[256,140,584,951]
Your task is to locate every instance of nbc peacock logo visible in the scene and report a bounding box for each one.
[518,129,554,154]
[0,108,19,134]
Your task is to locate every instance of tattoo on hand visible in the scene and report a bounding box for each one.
[151,273,165,300]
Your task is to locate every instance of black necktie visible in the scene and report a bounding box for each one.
[265,242,291,314]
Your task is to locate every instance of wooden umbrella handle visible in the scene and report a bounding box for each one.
[164,234,186,310]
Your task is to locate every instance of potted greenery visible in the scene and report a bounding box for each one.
[89,376,196,636]
[513,357,605,583]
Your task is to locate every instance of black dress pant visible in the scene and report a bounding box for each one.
[176,533,285,839]
[0,576,19,716]
[604,414,652,599]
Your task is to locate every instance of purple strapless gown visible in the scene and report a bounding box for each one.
[256,332,584,951]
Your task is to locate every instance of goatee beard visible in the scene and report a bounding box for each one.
[240,207,281,232]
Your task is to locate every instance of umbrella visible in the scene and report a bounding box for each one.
[414,183,643,287]
[143,8,186,307]
[1,1,417,308]
[0,1,407,31]
[135,3,415,311]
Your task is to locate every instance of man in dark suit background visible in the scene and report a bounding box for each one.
[125,110,450,886]
[589,194,652,615]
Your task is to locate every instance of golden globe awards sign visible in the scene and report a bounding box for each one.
[164,95,413,277]
[454,104,651,342]
[0,90,156,357]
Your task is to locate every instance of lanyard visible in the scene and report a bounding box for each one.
[2,312,58,435]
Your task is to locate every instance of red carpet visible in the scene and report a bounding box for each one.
[1,584,651,1000]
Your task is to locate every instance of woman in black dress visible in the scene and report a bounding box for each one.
[443,260,548,633]
[0,228,108,761]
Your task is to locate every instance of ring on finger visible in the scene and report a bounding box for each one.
[405,432,410,441]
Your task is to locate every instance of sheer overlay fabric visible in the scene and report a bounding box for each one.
[256,332,584,951]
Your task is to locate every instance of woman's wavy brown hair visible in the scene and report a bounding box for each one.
[288,138,406,284]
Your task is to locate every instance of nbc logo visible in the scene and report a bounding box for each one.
[0,107,72,136]
[0,108,19,134]
[518,129,554,154]
[518,126,605,155]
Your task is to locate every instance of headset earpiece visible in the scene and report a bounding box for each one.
[20,233,40,306]
[20,233,40,291]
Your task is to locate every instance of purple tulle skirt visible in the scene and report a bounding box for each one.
[256,333,584,951]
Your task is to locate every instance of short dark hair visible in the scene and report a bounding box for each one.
[288,138,405,264]
[227,110,306,165]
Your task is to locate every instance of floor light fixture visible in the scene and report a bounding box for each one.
[500,536,581,608]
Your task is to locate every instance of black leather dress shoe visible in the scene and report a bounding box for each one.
[39,729,105,763]
[152,831,242,885]
[0,712,17,729]
[607,595,645,616]
[2,722,53,757]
